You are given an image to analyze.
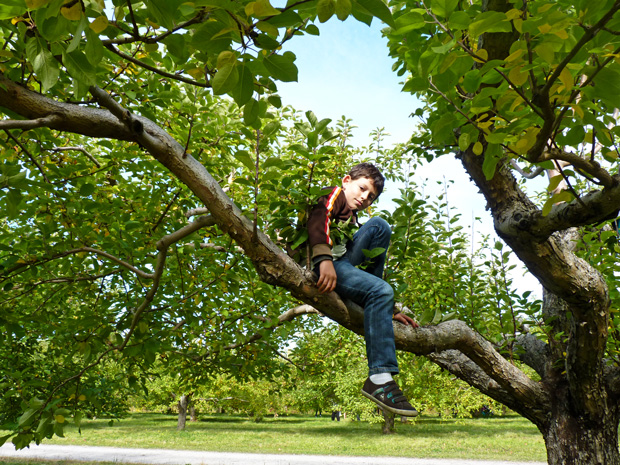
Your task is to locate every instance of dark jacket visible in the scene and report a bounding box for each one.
[307,186,358,262]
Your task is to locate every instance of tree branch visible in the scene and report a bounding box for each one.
[104,44,210,88]
[4,130,49,182]
[0,113,63,130]
[51,146,101,168]
[221,304,319,351]
[393,319,549,414]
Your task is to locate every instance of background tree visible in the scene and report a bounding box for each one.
[2,1,620,463]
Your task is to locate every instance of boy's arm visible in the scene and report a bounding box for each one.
[307,187,342,262]
[307,187,343,293]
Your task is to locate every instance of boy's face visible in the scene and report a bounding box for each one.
[341,175,378,211]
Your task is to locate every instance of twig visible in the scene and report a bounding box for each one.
[104,44,210,88]
[510,159,544,179]
[51,146,101,168]
[185,207,210,218]
[151,189,182,233]
[4,130,49,182]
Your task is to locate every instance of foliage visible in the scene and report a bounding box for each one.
[384,183,541,350]
[2,0,620,460]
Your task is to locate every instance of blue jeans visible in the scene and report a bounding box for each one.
[333,217,398,376]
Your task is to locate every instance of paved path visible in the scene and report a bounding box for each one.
[0,444,546,465]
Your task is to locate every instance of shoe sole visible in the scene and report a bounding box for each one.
[361,389,419,417]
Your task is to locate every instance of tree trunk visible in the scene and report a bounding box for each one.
[541,402,620,465]
[382,409,395,434]
[177,394,189,431]
[189,405,197,422]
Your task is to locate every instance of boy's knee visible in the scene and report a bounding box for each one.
[375,280,394,300]
[369,217,391,239]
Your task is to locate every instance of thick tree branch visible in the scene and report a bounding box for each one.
[393,319,549,415]
[427,349,546,424]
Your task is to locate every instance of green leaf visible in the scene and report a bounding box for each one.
[62,50,96,86]
[0,0,26,20]
[254,34,281,50]
[212,63,239,95]
[362,247,385,259]
[66,14,87,53]
[306,110,318,127]
[305,24,320,35]
[448,11,470,30]
[231,64,254,106]
[53,421,65,438]
[430,0,458,18]
[355,0,394,27]
[18,408,38,427]
[290,230,308,249]
[36,12,70,42]
[79,183,95,196]
[234,150,255,171]
[458,132,471,151]
[5,189,23,219]
[317,0,335,23]
[267,95,282,108]
[431,38,456,54]
[542,190,574,216]
[144,0,180,30]
[263,53,298,82]
[163,33,190,64]
[394,11,425,34]
[482,144,501,180]
[0,434,12,447]
[547,174,564,193]
[469,11,511,37]
[244,98,259,125]
[84,28,104,67]
[335,0,352,20]
[26,37,60,92]
[250,0,281,18]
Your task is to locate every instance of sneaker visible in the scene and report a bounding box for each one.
[361,378,418,417]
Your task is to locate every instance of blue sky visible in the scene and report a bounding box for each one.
[278,18,419,148]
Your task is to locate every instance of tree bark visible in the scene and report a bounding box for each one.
[381,410,395,434]
[540,388,620,465]
[177,395,189,431]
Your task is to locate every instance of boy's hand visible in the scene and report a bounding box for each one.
[317,260,337,293]
[394,312,419,328]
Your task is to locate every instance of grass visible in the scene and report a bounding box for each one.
[3,412,548,463]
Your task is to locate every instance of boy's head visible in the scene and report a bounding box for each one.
[341,163,385,211]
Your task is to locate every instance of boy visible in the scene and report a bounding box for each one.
[307,162,419,417]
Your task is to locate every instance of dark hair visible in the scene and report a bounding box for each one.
[348,162,385,197]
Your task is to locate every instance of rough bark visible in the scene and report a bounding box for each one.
[381,410,395,434]
[177,394,189,431]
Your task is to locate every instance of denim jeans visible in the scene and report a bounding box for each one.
[333,217,398,376]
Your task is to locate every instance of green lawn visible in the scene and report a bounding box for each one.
[8,412,547,462]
